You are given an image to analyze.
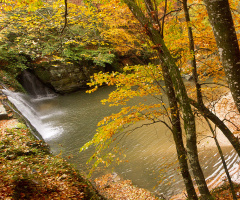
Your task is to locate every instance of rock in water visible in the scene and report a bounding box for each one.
[0,104,8,120]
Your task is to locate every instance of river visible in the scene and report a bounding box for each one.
[3,86,239,198]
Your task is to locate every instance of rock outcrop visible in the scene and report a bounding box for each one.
[31,60,106,94]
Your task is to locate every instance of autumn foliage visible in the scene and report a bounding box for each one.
[1,0,240,199]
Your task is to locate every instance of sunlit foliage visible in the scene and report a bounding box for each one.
[0,0,116,69]
[80,0,240,174]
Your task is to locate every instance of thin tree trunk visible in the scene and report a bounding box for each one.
[182,2,213,197]
[159,41,212,200]
[183,1,239,197]
[182,0,203,106]
[203,0,240,113]
[189,98,240,157]
[183,0,240,163]
[205,118,237,200]
[61,0,68,34]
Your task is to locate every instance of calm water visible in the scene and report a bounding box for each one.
[4,86,239,197]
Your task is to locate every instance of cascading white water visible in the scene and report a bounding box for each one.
[2,89,63,139]
[18,70,56,98]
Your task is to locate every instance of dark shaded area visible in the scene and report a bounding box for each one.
[17,69,56,98]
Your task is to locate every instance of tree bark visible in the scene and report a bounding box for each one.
[182,0,203,106]
[203,0,240,113]
[122,0,212,198]
[183,0,240,171]
[162,64,198,199]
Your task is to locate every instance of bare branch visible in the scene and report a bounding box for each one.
[61,0,68,34]
[159,7,182,20]
[161,0,167,38]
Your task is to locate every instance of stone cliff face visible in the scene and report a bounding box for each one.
[25,54,150,94]
[32,60,106,94]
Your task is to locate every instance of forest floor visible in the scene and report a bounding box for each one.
[1,84,240,200]
[0,86,105,200]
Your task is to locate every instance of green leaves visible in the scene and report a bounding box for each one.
[0,0,116,71]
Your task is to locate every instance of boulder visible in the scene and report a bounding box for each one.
[32,60,101,94]
[0,104,8,120]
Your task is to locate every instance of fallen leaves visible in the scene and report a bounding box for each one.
[94,173,158,200]
[0,119,102,200]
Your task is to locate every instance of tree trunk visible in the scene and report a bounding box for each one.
[181,2,214,197]
[182,0,203,106]
[203,0,240,113]
[162,64,198,199]
[183,0,240,168]
[122,0,212,198]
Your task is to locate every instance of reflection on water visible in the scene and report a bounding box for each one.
[4,86,239,197]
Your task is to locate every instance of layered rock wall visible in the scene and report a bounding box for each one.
[33,61,104,94]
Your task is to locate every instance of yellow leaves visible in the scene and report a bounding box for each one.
[9,15,19,20]
[160,1,226,83]
[86,64,164,110]
[0,0,112,61]
[94,0,146,55]
[101,28,140,53]
[2,0,44,11]
[86,85,98,94]
[82,63,168,172]
[64,40,79,45]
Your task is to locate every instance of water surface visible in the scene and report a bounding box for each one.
[4,87,239,197]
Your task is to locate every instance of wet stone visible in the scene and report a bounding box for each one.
[0,104,8,120]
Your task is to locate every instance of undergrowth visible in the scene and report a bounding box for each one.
[0,122,104,200]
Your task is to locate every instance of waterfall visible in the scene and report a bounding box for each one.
[2,89,62,139]
[19,69,56,98]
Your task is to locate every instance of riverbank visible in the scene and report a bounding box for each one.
[0,87,105,199]
[94,173,160,199]
[0,85,160,200]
